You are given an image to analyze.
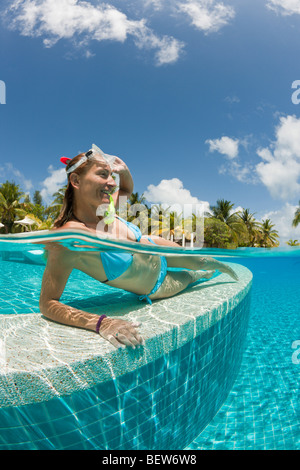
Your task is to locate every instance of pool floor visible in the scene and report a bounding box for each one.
[186,257,300,450]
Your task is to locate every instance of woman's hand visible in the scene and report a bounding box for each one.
[99,317,144,349]
[111,156,129,175]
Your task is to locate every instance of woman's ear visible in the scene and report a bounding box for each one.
[69,173,80,189]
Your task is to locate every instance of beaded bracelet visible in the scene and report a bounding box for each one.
[96,314,107,334]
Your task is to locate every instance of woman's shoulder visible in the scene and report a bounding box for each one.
[61,220,86,230]
[53,220,97,237]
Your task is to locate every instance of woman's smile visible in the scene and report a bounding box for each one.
[100,189,112,201]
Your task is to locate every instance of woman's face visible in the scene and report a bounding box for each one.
[71,158,117,208]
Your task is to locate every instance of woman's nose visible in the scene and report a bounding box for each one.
[108,174,117,187]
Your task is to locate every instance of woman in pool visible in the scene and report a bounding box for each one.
[39,146,238,349]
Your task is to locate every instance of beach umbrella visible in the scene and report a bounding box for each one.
[14,216,36,231]
[14,216,36,226]
[0,222,4,228]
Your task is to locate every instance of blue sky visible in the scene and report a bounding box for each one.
[1,0,300,243]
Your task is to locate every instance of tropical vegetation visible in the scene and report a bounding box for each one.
[1,180,297,249]
[292,200,300,228]
[286,239,300,246]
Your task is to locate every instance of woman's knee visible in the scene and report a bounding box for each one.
[149,270,193,300]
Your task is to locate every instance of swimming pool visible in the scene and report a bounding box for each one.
[0,233,299,450]
[187,254,300,450]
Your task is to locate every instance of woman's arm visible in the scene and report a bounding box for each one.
[39,245,143,349]
[39,245,99,330]
[112,157,134,200]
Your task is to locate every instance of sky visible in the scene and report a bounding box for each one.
[1,0,300,244]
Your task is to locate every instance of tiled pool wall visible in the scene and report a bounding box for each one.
[0,289,251,450]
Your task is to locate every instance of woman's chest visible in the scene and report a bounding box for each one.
[96,218,136,241]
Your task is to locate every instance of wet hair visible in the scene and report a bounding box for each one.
[53,153,96,228]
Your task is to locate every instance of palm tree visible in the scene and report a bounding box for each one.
[292,201,300,227]
[149,204,171,237]
[286,239,299,246]
[126,192,150,235]
[258,219,279,247]
[44,184,67,221]
[151,209,184,240]
[239,208,261,246]
[208,199,247,245]
[208,199,234,221]
[0,181,30,233]
[128,192,148,207]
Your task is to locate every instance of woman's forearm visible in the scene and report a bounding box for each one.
[40,298,143,349]
[118,166,134,197]
[40,299,99,332]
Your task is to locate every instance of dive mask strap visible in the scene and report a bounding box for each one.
[65,150,94,174]
[62,144,115,175]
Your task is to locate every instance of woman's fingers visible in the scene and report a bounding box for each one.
[116,332,139,349]
[118,326,144,349]
[100,318,143,349]
[107,334,126,349]
[130,321,142,328]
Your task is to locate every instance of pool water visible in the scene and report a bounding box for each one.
[0,240,299,450]
[187,256,300,450]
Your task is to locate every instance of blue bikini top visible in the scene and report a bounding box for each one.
[117,216,142,243]
[100,216,142,282]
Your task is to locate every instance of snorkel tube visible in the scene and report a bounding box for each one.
[103,194,116,225]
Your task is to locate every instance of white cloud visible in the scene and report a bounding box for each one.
[178,0,235,33]
[224,95,240,104]
[0,162,33,192]
[144,177,210,214]
[221,160,257,183]
[205,135,259,184]
[206,136,239,159]
[256,115,300,200]
[267,0,300,15]
[40,166,67,205]
[134,28,184,65]
[143,0,164,10]
[4,0,184,65]
[260,203,300,245]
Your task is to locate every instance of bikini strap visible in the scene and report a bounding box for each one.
[138,294,153,305]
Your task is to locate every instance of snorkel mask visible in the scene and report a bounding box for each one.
[61,144,116,174]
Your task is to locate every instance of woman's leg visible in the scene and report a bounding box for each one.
[165,255,238,281]
[149,269,216,301]
[140,236,179,247]
[140,237,238,281]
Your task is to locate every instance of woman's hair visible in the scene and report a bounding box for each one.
[53,153,95,228]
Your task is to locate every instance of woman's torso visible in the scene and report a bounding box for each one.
[57,216,161,295]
